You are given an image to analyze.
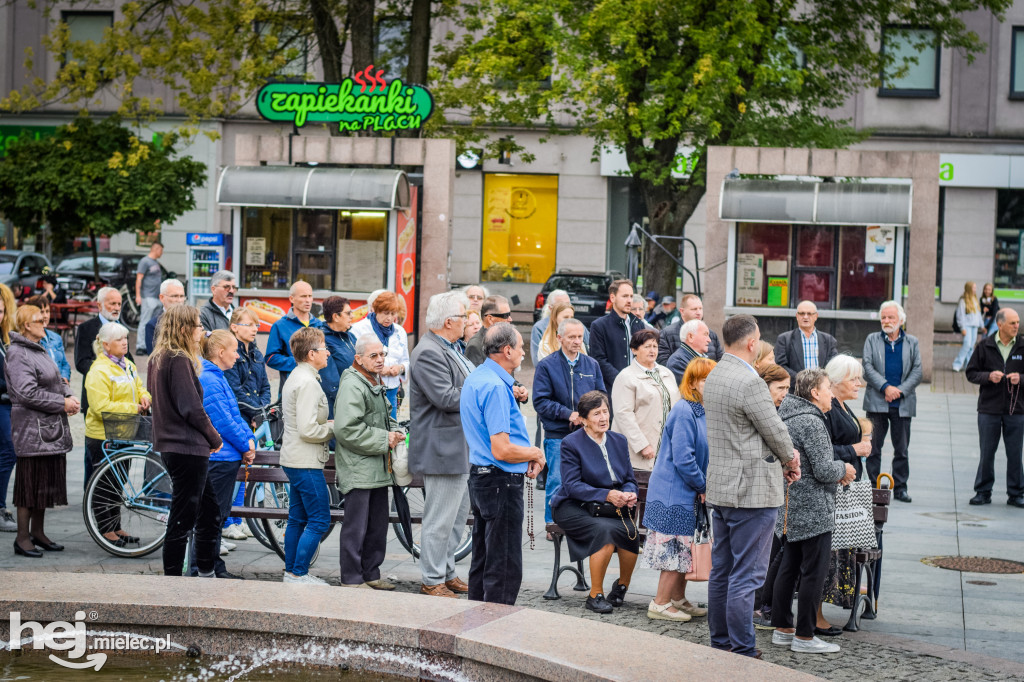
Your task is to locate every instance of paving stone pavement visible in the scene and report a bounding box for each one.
[1,329,1022,680]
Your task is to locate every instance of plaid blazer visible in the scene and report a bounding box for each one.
[704,354,795,508]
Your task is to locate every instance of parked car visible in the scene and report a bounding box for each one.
[0,250,54,299]
[56,252,179,330]
[533,270,625,326]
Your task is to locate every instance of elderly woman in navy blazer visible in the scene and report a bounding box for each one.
[550,390,640,615]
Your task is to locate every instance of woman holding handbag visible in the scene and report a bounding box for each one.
[640,357,716,622]
[550,391,640,615]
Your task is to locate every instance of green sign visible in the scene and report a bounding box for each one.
[0,126,58,158]
[256,67,433,133]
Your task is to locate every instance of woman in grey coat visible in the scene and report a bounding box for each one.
[770,368,855,655]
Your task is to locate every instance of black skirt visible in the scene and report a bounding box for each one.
[552,501,641,562]
[13,455,67,509]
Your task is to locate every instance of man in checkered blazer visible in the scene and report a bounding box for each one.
[704,314,801,658]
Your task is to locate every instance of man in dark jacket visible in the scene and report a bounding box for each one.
[199,270,237,332]
[590,279,646,388]
[409,291,475,598]
[658,294,723,364]
[223,308,272,425]
[74,286,132,486]
[666,319,711,384]
[319,296,357,418]
[966,308,1024,507]
[774,301,839,384]
[144,279,186,354]
[464,295,510,366]
[533,317,605,525]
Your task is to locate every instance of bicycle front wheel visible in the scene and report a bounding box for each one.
[261,480,340,564]
[83,451,170,558]
[393,486,472,562]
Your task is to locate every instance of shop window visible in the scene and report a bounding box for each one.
[837,226,894,309]
[242,208,293,289]
[1012,27,1024,100]
[61,11,113,66]
[879,27,940,97]
[336,210,388,292]
[994,189,1024,289]
[735,223,792,306]
[481,174,558,284]
[295,211,336,290]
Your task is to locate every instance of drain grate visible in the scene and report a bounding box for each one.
[922,556,1024,574]
[966,580,997,586]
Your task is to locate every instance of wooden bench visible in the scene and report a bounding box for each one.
[543,471,650,600]
[843,484,892,632]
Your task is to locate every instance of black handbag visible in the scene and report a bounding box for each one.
[584,501,621,518]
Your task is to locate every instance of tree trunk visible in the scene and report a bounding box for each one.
[638,178,707,300]
[349,0,375,74]
[399,0,431,139]
[309,0,345,83]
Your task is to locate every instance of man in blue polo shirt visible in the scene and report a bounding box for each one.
[460,322,545,605]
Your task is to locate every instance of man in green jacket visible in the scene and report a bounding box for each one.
[334,335,404,590]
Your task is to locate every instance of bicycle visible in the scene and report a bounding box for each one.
[83,414,171,558]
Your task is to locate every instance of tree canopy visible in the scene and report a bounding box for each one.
[435,0,1012,294]
[0,116,206,280]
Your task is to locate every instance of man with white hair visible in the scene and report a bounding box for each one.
[74,285,132,484]
[463,284,488,314]
[144,279,186,354]
[666,319,711,384]
[658,294,723,364]
[408,291,475,598]
[266,280,323,396]
[774,301,838,384]
[200,270,237,332]
[862,301,922,503]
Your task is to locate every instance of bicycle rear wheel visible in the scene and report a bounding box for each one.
[242,482,275,551]
[392,486,472,562]
[83,450,170,558]
[259,481,340,564]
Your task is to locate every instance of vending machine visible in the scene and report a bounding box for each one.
[186,233,226,306]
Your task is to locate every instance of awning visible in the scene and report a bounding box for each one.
[216,166,410,210]
[719,179,913,226]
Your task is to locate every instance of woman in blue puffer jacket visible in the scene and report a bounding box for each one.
[188,330,255,579]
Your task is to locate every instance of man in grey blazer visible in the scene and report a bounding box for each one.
[408,291,475,598]
[704,314,800,658]
[774,301,839,384]
[862,300,922,503]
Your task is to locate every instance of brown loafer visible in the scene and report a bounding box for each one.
[444,577,470,594]
[421,583,458,598]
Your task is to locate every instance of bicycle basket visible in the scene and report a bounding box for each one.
[102,413,153,442]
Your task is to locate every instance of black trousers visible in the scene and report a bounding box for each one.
[975,413,1024,498]
[162,453,221,576]
[866,408,912,492]
[188,459,241,576]
[467,467,525,605]
[753,532,783,613]
[771,531,832,638]
[337,487,390,585]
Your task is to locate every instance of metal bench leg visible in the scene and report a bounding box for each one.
[844,557,865,632]
[544,534,565,600]
[861,561,878,620]
[572,560,589,591]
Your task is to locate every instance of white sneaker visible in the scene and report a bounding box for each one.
[240,523,255,538]
[284,572,327,585]
[0,509,16,532]
[791,636,841,654]
[219,541,236,556]
[771,630,795,646]
[222,525,247,541]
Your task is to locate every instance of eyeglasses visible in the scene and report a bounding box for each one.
[467,294,485,301]
[487,311,512,319]
[29,318,45,325]
[234,322,256,328]
[797,312,816,317]
[313,347,330,353]
[218,285,238,292]
[447,314,468,320]
[366,351,388,359]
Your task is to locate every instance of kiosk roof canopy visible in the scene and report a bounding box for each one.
[217,166,410,210]
[719,178,913,226]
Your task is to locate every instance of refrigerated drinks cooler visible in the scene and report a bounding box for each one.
[186,233,226,306]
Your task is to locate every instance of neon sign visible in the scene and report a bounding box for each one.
[255,65,433,133]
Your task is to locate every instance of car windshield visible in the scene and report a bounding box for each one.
[546,275,608,295]
[0,253,16,275]
[58,256,121,272]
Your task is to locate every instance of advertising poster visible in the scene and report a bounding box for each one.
[767,278,789,307]
[394,185,418,334]
[736,253,765,305]
[865,225,896,264]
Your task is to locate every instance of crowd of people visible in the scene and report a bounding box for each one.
[2,258,1022,661]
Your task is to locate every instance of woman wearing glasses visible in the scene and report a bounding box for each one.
[351,291,409,420]
[279,326,335,584]
[5,305,80,557]
[148,304,224,576]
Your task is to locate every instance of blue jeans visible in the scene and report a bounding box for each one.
[281,466,332,577]
[708,506,777,656]
[386,387,399,420]
[543,438,563,524]
[0,404,15,509]
[953,326,979,370]
[224,482,245,527]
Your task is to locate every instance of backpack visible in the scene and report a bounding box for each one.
[952,301,962,335]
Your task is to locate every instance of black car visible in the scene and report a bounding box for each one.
[0,250,54,299]
[56,252,170,295]
[533,270,625,326]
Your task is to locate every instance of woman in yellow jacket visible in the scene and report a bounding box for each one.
[84,322,151,546]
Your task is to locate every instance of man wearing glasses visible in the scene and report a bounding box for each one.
[199,270,238,332]
[144,279,186,354]
[773,301,838,386]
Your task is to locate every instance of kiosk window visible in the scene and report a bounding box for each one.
[242,208,292,289]
[995,190,1024,289]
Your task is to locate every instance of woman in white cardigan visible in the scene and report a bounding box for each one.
[611,328,680,471]
[351,291,409,420]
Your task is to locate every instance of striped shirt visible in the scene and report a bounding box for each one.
[801,330,819,370]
